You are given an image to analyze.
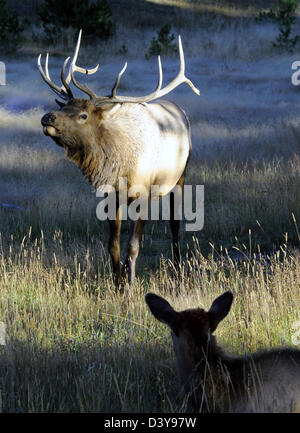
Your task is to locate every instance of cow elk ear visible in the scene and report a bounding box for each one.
[145,293,180,334]
[208,291,233,333]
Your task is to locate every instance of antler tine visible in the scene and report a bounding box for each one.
[178,35,200,96]
[111,62,127,98]
[45,53,50,79]
[156,55,163,92]
[69,29,101,100]
[68,30,100,77]
[178,35,185,75]
[38,53,69,100]
[61,31,99,92]
[61,57,74,99]
[71,72,98,100]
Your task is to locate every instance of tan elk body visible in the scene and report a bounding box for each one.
[38,30,199,288]
[145,292,300,412]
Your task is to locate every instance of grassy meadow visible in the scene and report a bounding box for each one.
[0,0,300,412]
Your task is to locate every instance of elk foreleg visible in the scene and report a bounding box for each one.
[122,218,146,287]
[108,203,122,289]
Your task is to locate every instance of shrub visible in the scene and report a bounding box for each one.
[257,0,299,51]
[146,24,177,59]
[118,44,128,55]
[0,0,24,53]
[38,0,114,45]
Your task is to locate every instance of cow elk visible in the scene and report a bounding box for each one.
[145,291,300,412]
[38,30,199,288]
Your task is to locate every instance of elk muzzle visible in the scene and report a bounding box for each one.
[41,112,57,137]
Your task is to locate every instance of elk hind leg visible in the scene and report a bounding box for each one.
[169,174,184,268]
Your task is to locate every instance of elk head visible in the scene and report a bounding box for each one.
[145,292,234,404]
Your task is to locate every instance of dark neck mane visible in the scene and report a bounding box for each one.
[66,142,126,189]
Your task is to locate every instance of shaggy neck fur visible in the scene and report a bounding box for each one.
[66,135,129,190]
[64,106,143,190]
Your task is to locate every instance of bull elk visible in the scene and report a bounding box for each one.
[38,30,200,288]
[146,291,300,412]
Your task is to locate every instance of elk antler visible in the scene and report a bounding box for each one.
[39,30,200,104]
[38,29,99,101]
[92,36,200,105]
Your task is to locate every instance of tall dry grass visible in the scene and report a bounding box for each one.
[0,231,299,412]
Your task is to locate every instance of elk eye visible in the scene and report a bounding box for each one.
[79,113,88,120]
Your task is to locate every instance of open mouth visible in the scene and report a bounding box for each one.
[43,124,58,137]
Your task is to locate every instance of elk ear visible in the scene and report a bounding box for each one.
[55,99,66,109]
[145,293,180,334]
[100,103,121,118]
[208,291,233,333]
